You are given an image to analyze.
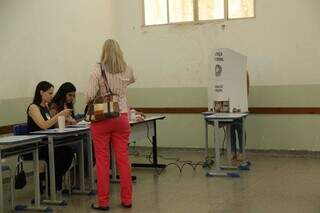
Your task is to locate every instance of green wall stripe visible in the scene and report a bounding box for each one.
[1,85,320,150]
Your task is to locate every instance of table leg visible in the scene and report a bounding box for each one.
[131,121,166,169]
[110,148,119,183]
[79,138,85,191]
[87,133,96,193]
[204,119,211,166]
[48,136,56,201]
[33,148,41,207]
[14,144,53,212]
[243,118,246,156]
[72,136,92,195]
[206,120,240,178]
[214,120,221,172]
[226,124,232,164]
[41,136,66,206]
[0,152,4,213]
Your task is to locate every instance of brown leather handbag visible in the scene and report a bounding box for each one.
[85,65,120,122]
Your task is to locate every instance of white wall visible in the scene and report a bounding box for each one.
[0,0,113,99]
[112,0,320,88]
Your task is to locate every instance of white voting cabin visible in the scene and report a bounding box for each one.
[208,48,248,113]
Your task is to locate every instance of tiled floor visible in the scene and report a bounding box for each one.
[5,150,320,213]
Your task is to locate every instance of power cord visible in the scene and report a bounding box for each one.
[130,150,214,175]
[129,122,216,175]
[129,141,140,157]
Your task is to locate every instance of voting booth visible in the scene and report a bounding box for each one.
[208,48,248,113]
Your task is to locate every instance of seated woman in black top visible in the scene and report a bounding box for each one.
[27,81,74,194]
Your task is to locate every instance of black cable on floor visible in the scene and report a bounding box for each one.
[129,122,216,175]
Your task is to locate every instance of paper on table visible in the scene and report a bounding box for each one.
[77,120,91,125]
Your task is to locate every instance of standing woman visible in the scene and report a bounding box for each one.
[86,39,135,211]
[26,81,75,193]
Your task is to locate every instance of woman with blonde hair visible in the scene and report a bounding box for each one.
[86,39,135,211]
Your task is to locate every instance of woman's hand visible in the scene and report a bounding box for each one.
[59,109,73,117]
[66,117,77,125]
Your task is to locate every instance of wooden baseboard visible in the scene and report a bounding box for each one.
[134,107,206,114]
[0,125,13,135]
[135,107,320,114]
[249,107,320,114]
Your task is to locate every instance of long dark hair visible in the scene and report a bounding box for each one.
[32,81,54,106]
[52,82,76,115]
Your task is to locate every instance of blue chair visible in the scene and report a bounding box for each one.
[12,123,28,136]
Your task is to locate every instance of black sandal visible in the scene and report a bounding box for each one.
[121,203,132,208]
[91,203,109,211]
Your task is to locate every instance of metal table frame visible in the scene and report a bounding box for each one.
[204,113,249,177]
[110,115,166,183]
[30,127,94,205]
[0,135,51,213]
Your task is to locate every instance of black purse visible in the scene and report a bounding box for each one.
[15,156,27,189]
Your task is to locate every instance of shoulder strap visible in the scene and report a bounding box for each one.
[99,63,114,95]
[16,155,24,172]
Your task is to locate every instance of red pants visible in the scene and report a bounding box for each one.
[90,114,132,207]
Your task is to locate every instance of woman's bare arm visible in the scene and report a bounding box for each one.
[28,104,72,130]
